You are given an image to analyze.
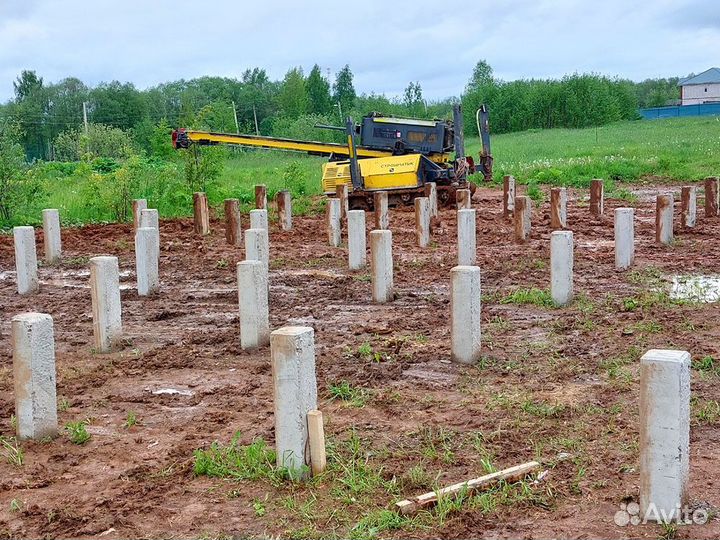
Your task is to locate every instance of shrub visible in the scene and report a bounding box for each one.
[0,122,41,224]
[54,123,134,161]
[282,161,307,195]
[183,144,224,193]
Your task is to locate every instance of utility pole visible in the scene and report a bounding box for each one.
[82,101,89,134]
[231,101,240,134]
[336,101,343,124]
[253,104,259,136]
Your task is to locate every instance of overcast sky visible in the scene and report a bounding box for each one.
[1,0,719,102]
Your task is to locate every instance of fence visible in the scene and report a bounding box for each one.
[640,102,720,119]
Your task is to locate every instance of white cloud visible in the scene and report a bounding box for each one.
[0,0,719,101]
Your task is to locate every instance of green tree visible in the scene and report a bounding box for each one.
[132,118,175,158]
[466,60,495,93]
[0,122,33,222]
[238,67,278,134]
[46,77,88,143]
[89,81,147,130]
[194,101,236,132]
[13,70,43,101]
[11,70,49,160]
[271,113,344,143]
[278,67,309,119]
[403,81,424,116]
[635,77,680,108]
[306,65,332,116]
[242,67,270,87]
[333,65,356,119]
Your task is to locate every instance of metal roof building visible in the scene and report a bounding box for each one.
[679,67,720,106]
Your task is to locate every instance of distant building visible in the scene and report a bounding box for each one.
[679,67,720,106]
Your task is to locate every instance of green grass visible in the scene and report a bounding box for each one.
[327,381,370,408]
[193,432,287,483]
[123,411,138,428]
[58,397,71,412]
[189,426,548,539]
[65,420,91,445]
[1,436,24,466]
[220,151,323,209]
[7,116,720,229]
[499,288,554,308]
[693,356,720,377]
[466,116,720,186]
[692,398,720,425]
[520,400,567,418]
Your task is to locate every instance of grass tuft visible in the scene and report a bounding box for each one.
[1,436,24,466]
[328,381,370,407]
[500,288,554,308]
[193,432,283,483]
[65,420,91,445]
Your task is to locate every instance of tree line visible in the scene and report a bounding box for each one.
[0,61,683,160]
[461,62,681,136]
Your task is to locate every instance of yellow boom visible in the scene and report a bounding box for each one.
[180,130,391,159]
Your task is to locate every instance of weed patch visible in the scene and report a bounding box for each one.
[328,381,370,407]
[65,420,91,445]
[499,288,554,308]
[193,433,285,483]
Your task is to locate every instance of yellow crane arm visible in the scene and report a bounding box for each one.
[180,130,392,159]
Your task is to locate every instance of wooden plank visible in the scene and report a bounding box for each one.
[396,460,541,515]
[306,410,326,476]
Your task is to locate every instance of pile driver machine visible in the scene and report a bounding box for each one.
[172,104,492,209]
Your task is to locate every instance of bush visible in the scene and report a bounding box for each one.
[0,122,41,224]
[184,144,225,193]
[282,161,307,195]
[67,155,184,223]
[54,123,134,161]
[132,118,176,159]
[462,74,639,136]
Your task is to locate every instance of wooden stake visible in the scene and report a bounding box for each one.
[255,185,267,210]
[132,199,147,231]
[514,196,531,242]
[704,176,719,217]
[336,184,349,221]
[276,190,292,231]
[224,199,241,246]
[456,189,471,209]
[396,460,541,515]
[193,192,210,235]
[589,179,604,217]
[307,410,326,476]
[374,192,389,230]
[502,175,515,218]
[549,187,567,229]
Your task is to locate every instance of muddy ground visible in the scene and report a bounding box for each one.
[0,184,719,539]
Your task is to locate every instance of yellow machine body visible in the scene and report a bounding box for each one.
[322,154,423,193]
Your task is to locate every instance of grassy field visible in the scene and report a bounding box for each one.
[219,116,720,201]
[8,116,720,229]
[470,116,720,187]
